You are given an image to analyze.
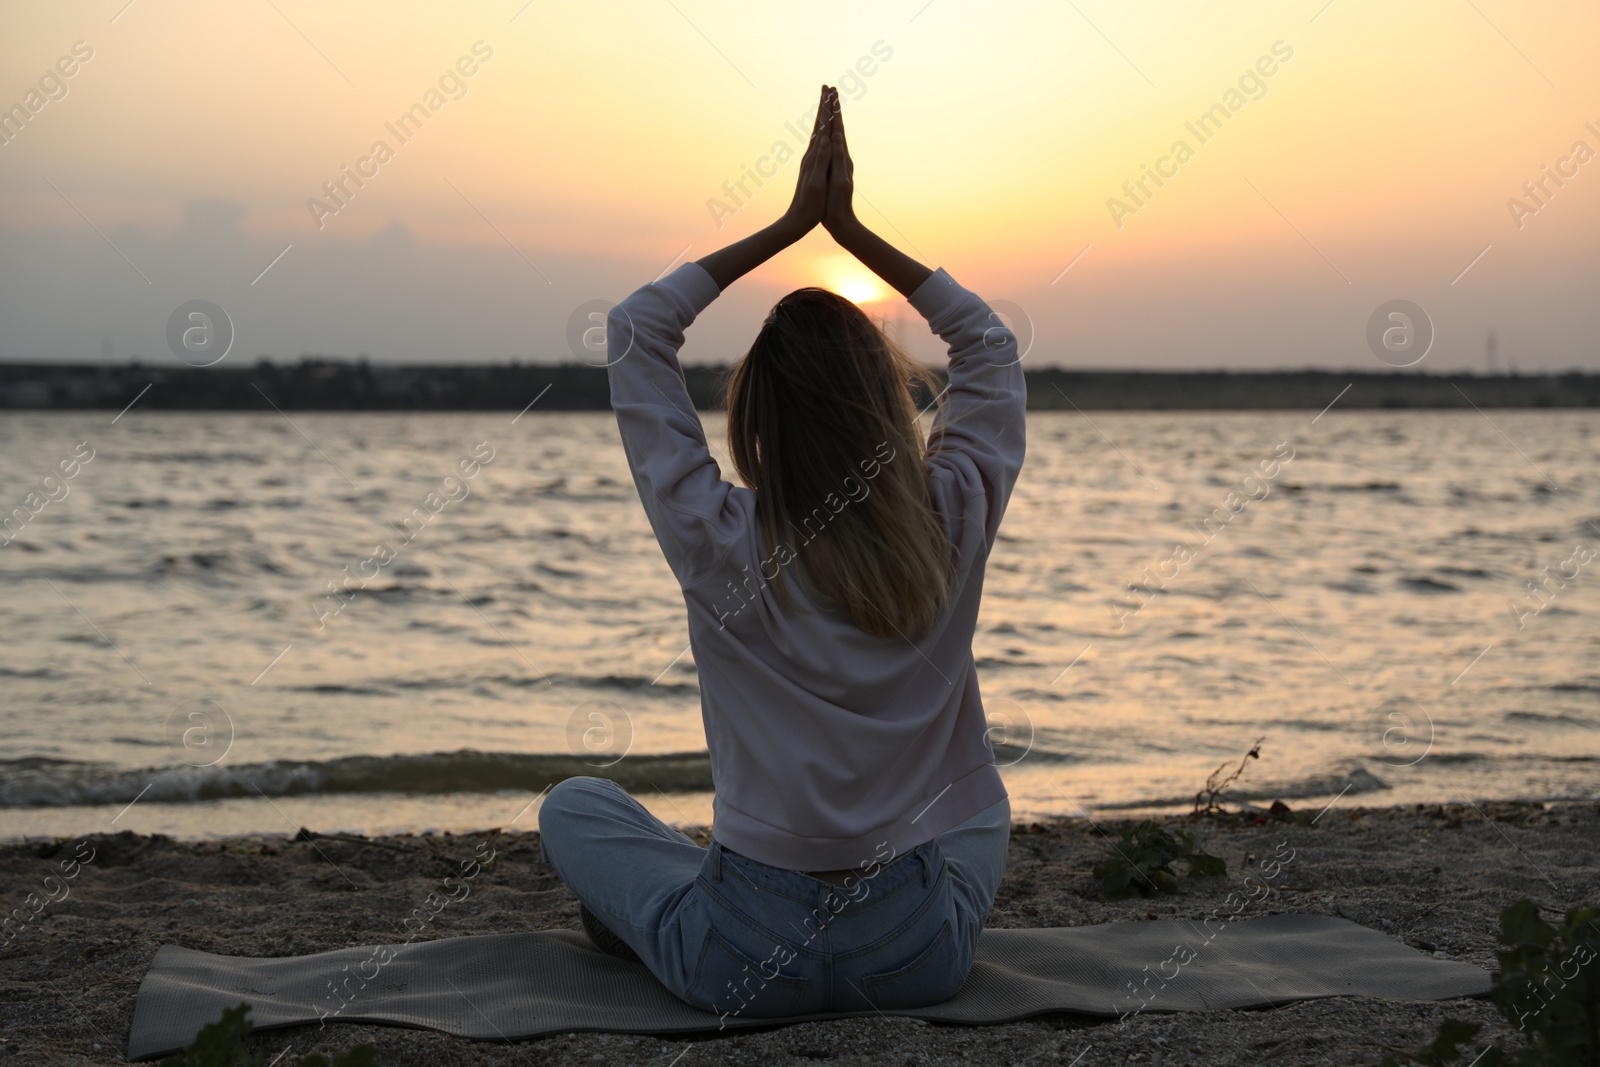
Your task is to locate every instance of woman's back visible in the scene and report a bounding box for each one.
[606,259,1025,874]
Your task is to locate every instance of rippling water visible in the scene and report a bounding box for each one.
[1,408,1596,841]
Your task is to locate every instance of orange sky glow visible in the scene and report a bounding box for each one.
[0,1,1595,370]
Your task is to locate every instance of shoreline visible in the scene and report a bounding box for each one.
[2,799,1595,1065]
[7,788,1596,847]
[4,364,1598,412]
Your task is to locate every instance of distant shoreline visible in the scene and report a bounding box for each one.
[2,362,1596,411]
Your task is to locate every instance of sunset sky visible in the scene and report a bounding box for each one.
[1,0,1595,371]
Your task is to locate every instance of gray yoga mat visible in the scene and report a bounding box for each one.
[127,914,1490,1060]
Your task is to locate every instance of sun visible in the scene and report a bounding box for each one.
[816,254,891,306]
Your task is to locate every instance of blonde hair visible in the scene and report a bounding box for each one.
[724,288,954,639]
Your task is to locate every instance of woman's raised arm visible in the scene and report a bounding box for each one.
[816,91,1026,547]
[695,85,834,291]
[820,90,932,299]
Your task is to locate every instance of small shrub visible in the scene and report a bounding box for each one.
[1091,821,1227,900]
[158,1003,379,1067]
[1380,900,1599,1066]
[1490,901,1599,1065]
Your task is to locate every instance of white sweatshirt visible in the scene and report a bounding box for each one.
[606,261,1025,872]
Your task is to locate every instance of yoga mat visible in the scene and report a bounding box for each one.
[126,914,1489,1060]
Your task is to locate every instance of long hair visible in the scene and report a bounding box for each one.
[724,287,955,640]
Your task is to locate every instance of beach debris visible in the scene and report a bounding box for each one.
[1191,737,1265,817]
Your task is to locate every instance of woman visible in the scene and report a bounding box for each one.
[539,85,1026,1020]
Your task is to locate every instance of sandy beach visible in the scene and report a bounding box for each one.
[2,799,1595,1066]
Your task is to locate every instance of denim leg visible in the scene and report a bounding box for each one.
[538,779,1011,1015]
[936,795,1012,970]
[536,776,706,989]
[821,799,1010,1013]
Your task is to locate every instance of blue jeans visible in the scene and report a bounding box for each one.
[537,777,1010,1021]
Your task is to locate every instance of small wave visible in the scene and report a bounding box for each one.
[154,546,295,580]
[0,750,715,809]
[279,671,700,695]
[1008,685,1104,703]
[1093,766,1392,812]
[361,583,423,600]
[975,655,1047,670]
[0,735,1100,809]
[1259,768,1393,800]
[510,480,632,505]
[1505,711,1596,727]
[574,673,700,695]
[1327,482,1403,493]
[127,451,268,465]
[518,527,604,550]
[291,684,387,696]
[988,729,1086,765]
[1325,581,1376,595]
[1400,576,1461,593]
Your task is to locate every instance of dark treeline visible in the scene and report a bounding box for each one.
[1,360,1596,411]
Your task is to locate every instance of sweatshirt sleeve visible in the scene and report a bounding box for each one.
[606,261,742,588]
[907,268,1027,547]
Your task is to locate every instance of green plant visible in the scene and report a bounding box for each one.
[1090,821,1227,900]
[1380,900,1598,1066]
[158,1003,379,1067]
[1379,1018,1493,1066]
[1490,901,1599,1065]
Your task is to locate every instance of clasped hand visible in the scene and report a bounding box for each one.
[784,84,856,237]
[696,85,929,298]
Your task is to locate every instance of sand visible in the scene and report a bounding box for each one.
[1,799,1595,1066]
